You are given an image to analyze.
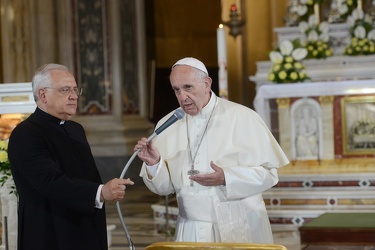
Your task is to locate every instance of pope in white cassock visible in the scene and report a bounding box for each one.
[135,57,289,243]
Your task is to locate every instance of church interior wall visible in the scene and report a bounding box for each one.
[2,0,375,236]
[0,0,291,188]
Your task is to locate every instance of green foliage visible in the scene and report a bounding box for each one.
[344,37,375,55]
[267,57,310,84]
[0,140,17,196]
[301,40,333,59]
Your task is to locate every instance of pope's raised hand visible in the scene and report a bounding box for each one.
[134,137,161,166]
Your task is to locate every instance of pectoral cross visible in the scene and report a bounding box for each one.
[187,169,200,186]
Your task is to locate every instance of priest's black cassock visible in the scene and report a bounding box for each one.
[8,108,108,250]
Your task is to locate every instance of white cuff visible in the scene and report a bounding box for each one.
[95,184,104,209]
[145,157,162,177]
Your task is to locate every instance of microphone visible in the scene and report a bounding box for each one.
[147,108,185,142]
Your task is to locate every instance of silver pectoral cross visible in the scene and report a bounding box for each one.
[187,169,200,186]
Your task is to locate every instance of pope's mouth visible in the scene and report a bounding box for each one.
[183,103,193,109]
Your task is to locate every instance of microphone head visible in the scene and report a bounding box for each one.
[154,107,185,135]
[174,108,185,120]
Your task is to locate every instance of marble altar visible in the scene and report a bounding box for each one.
[253,80,375,161]
[250,23,375,229]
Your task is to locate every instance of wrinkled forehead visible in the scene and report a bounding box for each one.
[50,70,77,86]
[170,65,203,84]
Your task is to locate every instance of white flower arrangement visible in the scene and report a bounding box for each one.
[294,0,325,22]
[299,15,334,59]
[344,8,375,55]
[268,40,309,83]
[336,0,358,20]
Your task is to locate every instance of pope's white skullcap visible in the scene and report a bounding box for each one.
[172,57,208,75]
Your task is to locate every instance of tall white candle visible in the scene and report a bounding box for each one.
[314,3,320,22]
[217,24,228,99]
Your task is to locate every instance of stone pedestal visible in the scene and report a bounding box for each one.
[0,180,17,250]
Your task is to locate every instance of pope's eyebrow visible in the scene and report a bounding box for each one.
[172,84,193,90]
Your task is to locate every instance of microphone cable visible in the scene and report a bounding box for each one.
[116,133,157,250]
[115,149,138,250]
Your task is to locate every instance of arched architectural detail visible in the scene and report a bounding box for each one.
[290,98,323,161]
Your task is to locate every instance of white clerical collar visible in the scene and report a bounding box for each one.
[198,92,217,117]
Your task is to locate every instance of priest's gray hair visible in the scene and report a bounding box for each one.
[32,63,69,102]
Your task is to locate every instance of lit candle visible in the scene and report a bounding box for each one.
[217,24,228,99]
[231,4,237,13]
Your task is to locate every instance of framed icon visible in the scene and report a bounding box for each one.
[341,95,375,155]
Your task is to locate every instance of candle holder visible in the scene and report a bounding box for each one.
[327,0,345,23]
[283,0,300,27]
[223,4,245,38]
[366,0,375,19]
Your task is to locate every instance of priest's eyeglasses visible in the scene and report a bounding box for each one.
[44,87,83,96]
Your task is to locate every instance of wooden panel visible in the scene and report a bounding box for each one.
[152,0,221,68]
[299,213,375,244]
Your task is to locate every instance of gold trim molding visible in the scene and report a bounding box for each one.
[276,98,290,108]
[319,96,334,106]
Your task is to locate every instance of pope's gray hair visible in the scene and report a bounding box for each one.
[32,63,69,101]
[195,68,209,79]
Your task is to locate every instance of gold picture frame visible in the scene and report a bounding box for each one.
[341,95,375,155]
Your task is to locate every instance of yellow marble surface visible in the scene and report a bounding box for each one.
[278,158,375,175]
[145,242,287,250]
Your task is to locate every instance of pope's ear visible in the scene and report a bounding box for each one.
[205,76,212,89]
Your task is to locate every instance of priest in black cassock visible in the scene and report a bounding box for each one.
[8,63,134,250]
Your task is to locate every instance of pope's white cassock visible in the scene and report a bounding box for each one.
[140,92,289,243]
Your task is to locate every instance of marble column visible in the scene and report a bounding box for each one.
[0,0,32,82]
[72,0,154,181]
[276,98,292,159]
[319,96,335,159]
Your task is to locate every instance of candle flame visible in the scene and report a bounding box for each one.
[219,24,224,29]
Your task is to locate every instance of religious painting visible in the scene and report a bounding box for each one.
[341,95,375,155]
